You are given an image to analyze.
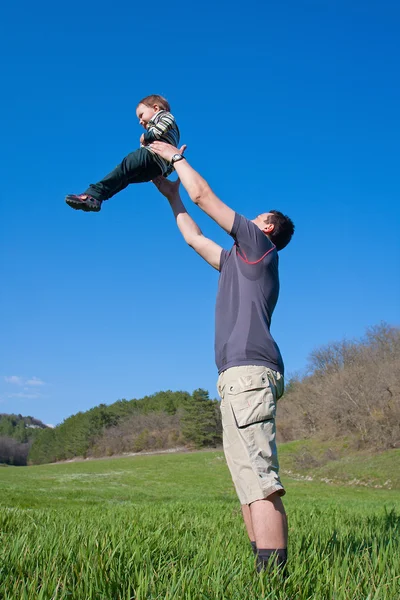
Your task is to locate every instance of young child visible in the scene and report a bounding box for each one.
[65,94,182,212]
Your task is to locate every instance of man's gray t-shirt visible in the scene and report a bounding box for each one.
[215,212,284,375]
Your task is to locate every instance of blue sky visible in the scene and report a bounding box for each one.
[1,1,399,425]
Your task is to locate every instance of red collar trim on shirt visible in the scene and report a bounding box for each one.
[235,242,276,265]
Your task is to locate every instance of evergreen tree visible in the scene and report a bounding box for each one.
[181,388,222,448]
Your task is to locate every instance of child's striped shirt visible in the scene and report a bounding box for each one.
[142,110,180,176]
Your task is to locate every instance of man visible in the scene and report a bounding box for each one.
[151,141,295,573]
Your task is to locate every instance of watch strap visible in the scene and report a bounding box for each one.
[171,153,185,164]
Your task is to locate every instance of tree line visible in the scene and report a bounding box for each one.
[2,322,398,467]
[277,323,400,450]
[0,414,47,466]
[28,389,222,465]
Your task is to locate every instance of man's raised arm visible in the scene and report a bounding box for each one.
[152,176,223,271]
[150,141,235,234]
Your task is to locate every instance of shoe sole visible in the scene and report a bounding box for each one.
[65,197,101,212]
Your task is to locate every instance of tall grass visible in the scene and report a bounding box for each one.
[1,451,399,599]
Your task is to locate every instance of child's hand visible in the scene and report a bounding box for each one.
[140,134,145,145]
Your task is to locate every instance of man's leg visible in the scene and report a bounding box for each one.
[241,504,255,541]
[241,496,287,566]
[250,493,288,549]
[218,366,288,572]
[241,504,257,555]
[250,494,288,572]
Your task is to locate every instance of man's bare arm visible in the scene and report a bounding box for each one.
[150,141,235,234]
[153,177,223,270]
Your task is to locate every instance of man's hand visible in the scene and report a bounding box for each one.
[140,133,145,145]
[152,142,234,234]
[152,176,181,201]
[150,141,187,162]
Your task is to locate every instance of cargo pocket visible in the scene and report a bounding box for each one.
[227,372,276,428]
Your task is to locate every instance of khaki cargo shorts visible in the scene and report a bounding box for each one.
[217,365,285,505]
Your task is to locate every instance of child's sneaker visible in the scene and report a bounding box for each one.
[65,194,102,212]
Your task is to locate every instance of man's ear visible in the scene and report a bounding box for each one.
[263,222,275,235]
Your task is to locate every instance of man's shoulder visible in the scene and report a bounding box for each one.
[231,212,247,236]
[232,213,271,241]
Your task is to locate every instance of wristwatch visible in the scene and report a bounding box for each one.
[171,153,185,164]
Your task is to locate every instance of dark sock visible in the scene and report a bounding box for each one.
[256,548,288,573]
[250,541,257,556]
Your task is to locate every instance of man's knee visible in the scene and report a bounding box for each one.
[250,492,286,512]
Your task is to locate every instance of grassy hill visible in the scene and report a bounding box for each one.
[1,447,399,599]
[279,438,400,489]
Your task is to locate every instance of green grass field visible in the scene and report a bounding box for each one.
[1,449,399,599]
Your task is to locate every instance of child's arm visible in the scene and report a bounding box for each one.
[142,112,176,145]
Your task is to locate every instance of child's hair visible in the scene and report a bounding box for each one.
[138,94,170,112]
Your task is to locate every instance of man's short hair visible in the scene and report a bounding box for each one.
[138,94,170,112]
[266,210,295,251]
